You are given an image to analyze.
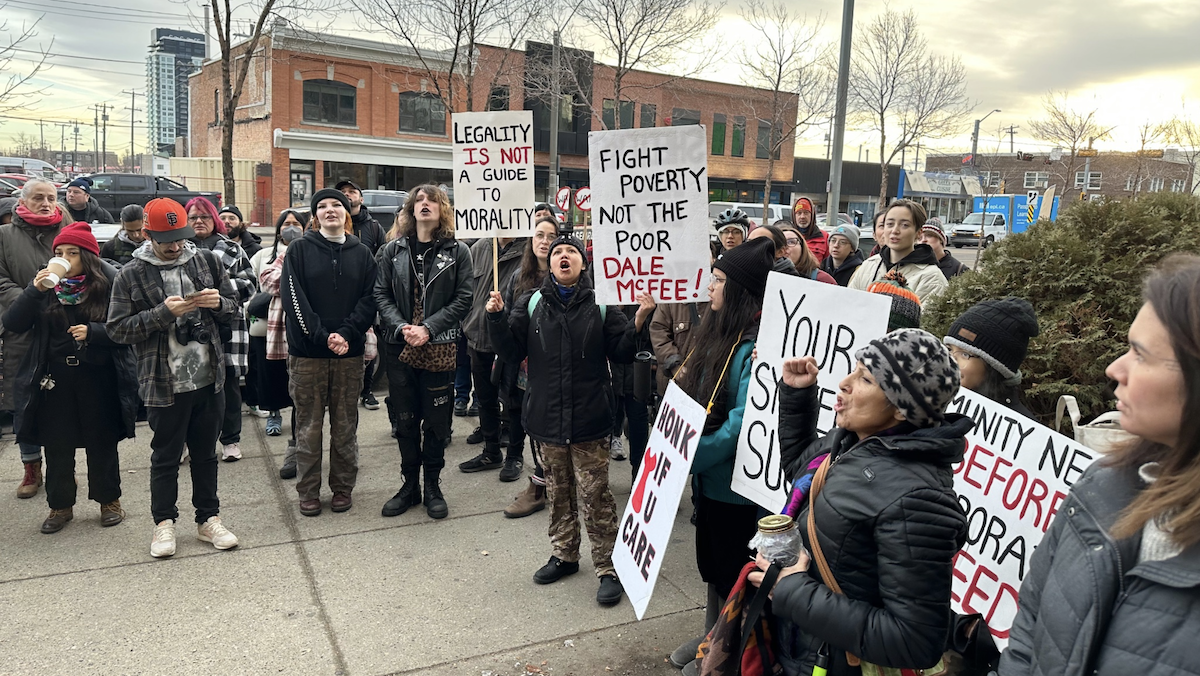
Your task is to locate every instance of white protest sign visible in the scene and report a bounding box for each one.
[614,381,707,620]
[588,126,710,305]
[732,272,891,513]
[452,110,535,238]
[947,387,1098,650]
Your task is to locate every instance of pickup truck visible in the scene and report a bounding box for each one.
[62,173,222,220]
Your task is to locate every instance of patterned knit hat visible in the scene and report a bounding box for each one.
[868,269,922,330]
[856,328,961,428]
[921,218,947,245]
[944,297,1039,384]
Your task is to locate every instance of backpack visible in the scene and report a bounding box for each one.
[526,289,607,321]
[696,561,784,675]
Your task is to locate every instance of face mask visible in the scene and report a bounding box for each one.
[280,225,304,243]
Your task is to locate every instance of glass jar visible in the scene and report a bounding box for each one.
[748,514,804,567]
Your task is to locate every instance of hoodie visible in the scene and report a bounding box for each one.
[66,196,115,224]
[847,243,949,303]
[350,207,386,255]
[280,228,378,359]
[820,249,865,286]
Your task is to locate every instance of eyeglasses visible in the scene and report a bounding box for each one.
[784,237,801,247]
[709,274,727,287]
[188,214,213,223]
[948,348,978,362]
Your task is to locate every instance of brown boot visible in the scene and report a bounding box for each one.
[40,507,73,534]
[503,478,546,519]
[17,460,42,499]
[100,500,126,527]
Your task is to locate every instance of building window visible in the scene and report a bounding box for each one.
[1125,176,1138,191]
[712,113,726,155]
[755,121,781,160]
[487,86,510,112]
[303,79,356,126]
[640,103,656,128]
[731,116,746,157]
[980,171,1001,188]
[1149,177,1165,192]
[1023,171,1049,189]
[1074,171,1102,189]
[399,92,446,135]
[671,107,701,126]
[1172,178,1186,192]
[603,100,635,129]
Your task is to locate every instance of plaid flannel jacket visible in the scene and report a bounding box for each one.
[207,237,257,376]
[259,250,289,361]
[106,247,240,408]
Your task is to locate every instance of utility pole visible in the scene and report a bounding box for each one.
[72,121,80,174]
[1081,136,1095,202]
[38,120,45,155]
[94,106,100,172]
[970,109,1001,170]
[1006,125,1019,153]
[548,30,561,200]
[57,122,68,171]
[913,140,921,171]
[122,90,141,172]
[101,103,110,172]
[826,0,855,219]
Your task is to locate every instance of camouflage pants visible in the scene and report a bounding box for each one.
[541,438,618,577]
[289,356,365,501]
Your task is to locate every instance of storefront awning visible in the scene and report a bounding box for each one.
[273,129,452,169]
[902,171,972,197]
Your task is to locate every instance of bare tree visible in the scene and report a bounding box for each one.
[848,8,971,209]
[1127,121,1167,197]
[739,0,833,224]
[0,5,52,115]
[1027,91,1115,202]
[577,0,719,130]
[1163,109,1200,194]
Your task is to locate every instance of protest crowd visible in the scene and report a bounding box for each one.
[1,166,1198,676]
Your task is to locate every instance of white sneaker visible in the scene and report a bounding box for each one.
[197,516,239,550]
[609,437,627,461]
[222,443,242,462]
[151,519,177,558]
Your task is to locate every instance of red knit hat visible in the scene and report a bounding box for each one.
[53,222,100,257]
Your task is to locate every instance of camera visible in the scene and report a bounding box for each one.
[175,314,212,345]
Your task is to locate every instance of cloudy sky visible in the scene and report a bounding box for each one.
[2,0,1198,165]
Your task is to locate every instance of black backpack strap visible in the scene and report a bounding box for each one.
[737,563,780,669]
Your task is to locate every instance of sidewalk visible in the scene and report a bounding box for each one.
[0,401,706,676]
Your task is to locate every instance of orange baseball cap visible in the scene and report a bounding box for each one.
[143,198,194,243]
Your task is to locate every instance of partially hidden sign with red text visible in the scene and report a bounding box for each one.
[588,126,710,305]
[614,381,706,620]
[948,387,1098,650]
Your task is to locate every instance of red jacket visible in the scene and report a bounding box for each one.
[805,229,829,263]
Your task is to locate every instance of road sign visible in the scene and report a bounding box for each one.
[555,186,571,212]
[1078,148,1098,157]
[1027,190,1038,223]
[574,186,592,211]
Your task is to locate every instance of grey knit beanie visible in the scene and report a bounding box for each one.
[856,328,961,427]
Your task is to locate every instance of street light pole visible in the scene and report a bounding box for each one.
[826,0,855,221]
[970,109,1001,171]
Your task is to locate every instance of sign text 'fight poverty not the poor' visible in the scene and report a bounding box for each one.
[589,126,710,305]
[453,111,536,237]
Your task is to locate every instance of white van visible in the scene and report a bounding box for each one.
[708,201,791,225]
[950,212,1008,248]
[0,157,67,183]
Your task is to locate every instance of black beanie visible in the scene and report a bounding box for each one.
[548,234,588,268]
[310,188,351,215]
[219,205,244,222]
[944,297,1040,383]
[713,237,776,297]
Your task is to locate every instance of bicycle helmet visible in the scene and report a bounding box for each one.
[714,207,750,227]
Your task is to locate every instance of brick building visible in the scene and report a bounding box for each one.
[924,150,1196,207]
[188,26,797,224]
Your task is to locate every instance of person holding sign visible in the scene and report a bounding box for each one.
[486,233,654,606]
[669,237,776,672]
[752,328,970,676]
[376,185,473,521]
[848,199,948,304]
[1000,256,1200,676]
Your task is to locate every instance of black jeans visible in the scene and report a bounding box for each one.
[615,392,651,479]
[220,365,242,445]
[45,442,121,510]
[469,348,502,444]
[148,385,224,524]
[386,355,454,476]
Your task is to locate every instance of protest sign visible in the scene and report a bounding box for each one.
[948,387,1098,650]
[732,272,891,513]
[614,381,707,620]
[588,126,710,305]
[452,111,535,238]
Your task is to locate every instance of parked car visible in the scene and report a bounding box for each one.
[816,212,855,231]
[0,177,19,196]
[59,173,222,221]
[708,201,791,224]
[360,189,407,231]
[950,211,1007,248]
[91,223,121,244]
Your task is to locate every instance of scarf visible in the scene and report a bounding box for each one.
[554,279,577,303]
[55,275,88,305]
[15,204,64,227]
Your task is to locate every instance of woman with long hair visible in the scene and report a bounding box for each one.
[999,255,1200,676]
[3,223,138,533]
[668,237,777,673]
[498,216,558,518]
[255,208,308,477]
[944,297,1040,418]
[848,199,948,303]
[771,221,837,284]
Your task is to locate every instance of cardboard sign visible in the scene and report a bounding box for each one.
[614,382,707,620]
[948,387,1097,650]
[588,126,710,305]
[732,272,891,513]
[452,111,536,238]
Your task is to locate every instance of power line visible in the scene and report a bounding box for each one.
[2,0,193,21]
[5,45,146,65]
[11,55,145,78]
[11,0,192,18]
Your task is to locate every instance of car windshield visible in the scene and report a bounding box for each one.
[962,213,994,226]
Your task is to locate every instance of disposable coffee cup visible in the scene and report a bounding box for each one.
[40,257,70,289]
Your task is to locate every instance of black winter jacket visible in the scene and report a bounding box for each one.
[821,250,865,286]
[66,197,114,224]
[280,229,377,359]
[999,463,1200,676]
[374,235,472,346]
[351,208,387,256]
[3,264,138,443]
[772,384,970,676]
[487,273,638,445]
[231,229,263,259]
[463,237,525,352]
